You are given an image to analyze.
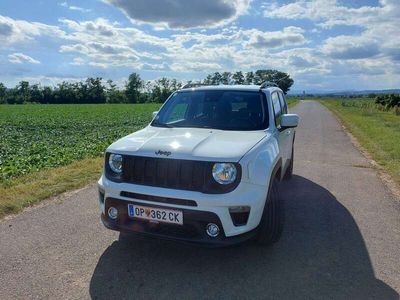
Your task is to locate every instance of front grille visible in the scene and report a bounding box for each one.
[122,156,208,192]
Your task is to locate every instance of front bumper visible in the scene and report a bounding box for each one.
[98,173,269,239]
[101,198,258,246]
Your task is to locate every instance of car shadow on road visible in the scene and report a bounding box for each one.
[89,175,398,299]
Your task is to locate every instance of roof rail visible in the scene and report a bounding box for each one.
[181,83,209,89]
[259,81,278,89]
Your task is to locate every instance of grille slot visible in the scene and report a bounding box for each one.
[120,191,197,207]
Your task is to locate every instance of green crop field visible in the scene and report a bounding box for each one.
[0,104,160,183]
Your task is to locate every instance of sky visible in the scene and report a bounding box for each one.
[0,0,399,92]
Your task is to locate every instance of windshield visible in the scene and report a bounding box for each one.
[152,90,268,131]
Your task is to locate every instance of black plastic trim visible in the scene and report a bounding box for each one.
[120,191,197,207]
[272,157,282,182]
[230,211,250,226]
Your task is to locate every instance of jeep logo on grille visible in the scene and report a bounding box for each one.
[155,150,171,156]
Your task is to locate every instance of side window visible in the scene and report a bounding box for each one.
[278,92,288,114]
[271,92,282,126]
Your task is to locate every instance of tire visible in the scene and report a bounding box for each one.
[255,177,284,246]
[284,146,294,180]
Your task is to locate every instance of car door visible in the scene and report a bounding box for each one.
[278,92,295,162]
[271,91,290,169]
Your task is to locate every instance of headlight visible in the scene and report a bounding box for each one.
[212,163,237,185]
[108,154,123,174]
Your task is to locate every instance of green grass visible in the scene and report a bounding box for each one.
[287,98,299,108]
[319,98,400,186]
[0,157,103,219]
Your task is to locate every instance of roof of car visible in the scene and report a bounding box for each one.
[178,84,281,92]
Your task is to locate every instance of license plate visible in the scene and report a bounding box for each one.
[127,204,183,225]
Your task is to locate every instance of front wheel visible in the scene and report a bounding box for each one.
[255,178,284,245]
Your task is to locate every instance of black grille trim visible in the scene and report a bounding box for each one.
[108,155,241,194]
[120,191,197,207]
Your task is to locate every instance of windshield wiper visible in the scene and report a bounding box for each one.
[152,121,174,128]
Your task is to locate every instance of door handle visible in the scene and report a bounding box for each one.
[286,130,291,135]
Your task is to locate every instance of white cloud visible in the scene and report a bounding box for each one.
[264,0,380,27]
[322,36,380,60]
[59,2,91,12]
[246,27,306,49]
[105,0,251,29]
[171,62,223,72]
[0,15,65,45]
[8,53,40,64]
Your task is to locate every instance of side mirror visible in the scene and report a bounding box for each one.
[152,111,159,119]
[280,114,299,129]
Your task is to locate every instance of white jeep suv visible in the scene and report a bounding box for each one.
[98,82,299,246]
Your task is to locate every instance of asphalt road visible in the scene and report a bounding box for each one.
[1,100,399,300]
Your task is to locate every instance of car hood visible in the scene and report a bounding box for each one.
[107,126,268,162]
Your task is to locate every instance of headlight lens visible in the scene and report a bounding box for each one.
[108,154,123,174]
[212,163,237,185]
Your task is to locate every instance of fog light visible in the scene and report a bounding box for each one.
[108,207,118,220]
[206,223,220,237]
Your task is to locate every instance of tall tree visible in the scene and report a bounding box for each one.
[42,86,54,104]
[140,81,153,103]
[125,72,143,103]
[151,78,182,103]
[54,82,77,104]
[85,77,106,103]
[29,84,43,103]
[232,71,245,84]
[253,70,294,94]
[203,75,213,85]
[221,72,231,85]
[0,83,6,104]
[245,71,255,84]
[210,72,222,85]
[106,80,127,103]
[15,81,31,104]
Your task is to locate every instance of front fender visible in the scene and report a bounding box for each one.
[240,134,281,187]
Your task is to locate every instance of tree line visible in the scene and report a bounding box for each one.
[0,69,293,104]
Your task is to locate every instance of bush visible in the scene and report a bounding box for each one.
[375,94,400,110]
